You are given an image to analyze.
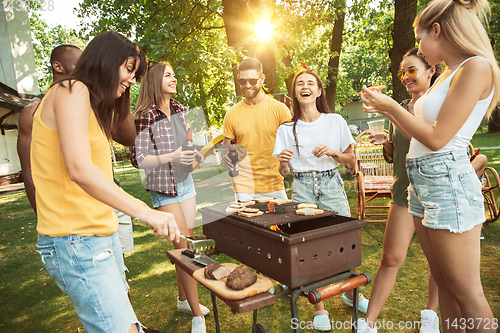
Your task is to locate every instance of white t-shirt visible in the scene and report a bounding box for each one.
[408,56,494,158]
[273,113,355,172]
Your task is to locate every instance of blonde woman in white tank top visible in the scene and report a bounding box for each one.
[359,0,499,332]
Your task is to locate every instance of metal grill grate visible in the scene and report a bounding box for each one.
[201,202,338,229]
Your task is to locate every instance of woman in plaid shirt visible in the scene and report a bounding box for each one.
[131,61,207,333]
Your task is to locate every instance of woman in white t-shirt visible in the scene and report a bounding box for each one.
[273,69,366,331]
[360,0,499,331]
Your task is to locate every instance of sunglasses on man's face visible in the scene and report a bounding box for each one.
[238,77,260,86]
[397,68,421,81]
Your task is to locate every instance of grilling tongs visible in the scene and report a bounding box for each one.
[133,218,215,255]
[180,234,215,256]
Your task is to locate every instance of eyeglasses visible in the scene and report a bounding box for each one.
[397,68,428,80]
[238,77,261,86]
[397,68,421,80]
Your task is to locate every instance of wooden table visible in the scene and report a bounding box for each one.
[167,249,368,333]
[166,249,275,332]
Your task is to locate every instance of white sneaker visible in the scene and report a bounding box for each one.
[357,318,377,333]
[420,309,440,333]
[177,297,210,317]
[191,316,206,333]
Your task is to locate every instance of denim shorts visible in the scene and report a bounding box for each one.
[36,232,140,333]
[292,168,351,217]
[406,149,485,233]
[150,174,196,208]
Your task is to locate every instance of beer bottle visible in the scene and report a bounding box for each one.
[228,139,239,177]
[180,129,195,173]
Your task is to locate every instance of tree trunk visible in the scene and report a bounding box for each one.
[325,2,346,113]
[488,106,500,132]
[282,53,294,98]
[389,0,417,103]
[222,0,255,95]
[222,0,279,96]
[198,80,211,128]
[253,0,279,95]
[256,42,279,95]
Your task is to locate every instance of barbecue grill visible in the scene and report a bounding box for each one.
[165,202,371,333]
[200,202,367,289]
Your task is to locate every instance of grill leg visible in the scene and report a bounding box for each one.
[211,292,221,333]
[352,287,359,333]
[290,289,302,333]
[252,309,258,333]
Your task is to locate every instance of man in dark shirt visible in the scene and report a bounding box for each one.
[17,45,83,211]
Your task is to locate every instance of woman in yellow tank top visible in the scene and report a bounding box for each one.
[32,31,180,333]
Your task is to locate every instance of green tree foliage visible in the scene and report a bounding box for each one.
[28,12,88,91]
[488,1,500,131]
[268,0,395,108]
[27,0,500,131]
[322,0,393,105]
[73,0,400,124]
[77,0,239,129]
[275,0,342,85]
[490,1,500,57]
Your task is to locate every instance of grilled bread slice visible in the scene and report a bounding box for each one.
[297,203,318,209]
[296,208,324,216]
[270,198,292,205]
[238,207,264,217]
[253,197,274,203]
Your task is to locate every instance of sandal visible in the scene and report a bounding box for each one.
[341,293,369,314]
[313,310,331,331]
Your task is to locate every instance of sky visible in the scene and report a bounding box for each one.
[37,0,85,31]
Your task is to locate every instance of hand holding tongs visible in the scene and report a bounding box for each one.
[133,218,215,255]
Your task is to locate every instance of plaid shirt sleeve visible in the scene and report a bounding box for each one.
[134,114,154,167]
[132,106,179,196]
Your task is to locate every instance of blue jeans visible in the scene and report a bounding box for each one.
[406,149,485,233]
[150,174,196,208]
[37,233,140,333]
[292,168,351,217]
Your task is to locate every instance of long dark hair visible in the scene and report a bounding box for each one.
[289,69,330,156]
[401,47,442,86]
[64,31,147,138]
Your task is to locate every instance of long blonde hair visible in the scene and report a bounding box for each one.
[133,61,171,119]
[414,0,500,117]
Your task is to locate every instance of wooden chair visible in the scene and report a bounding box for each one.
[354,129,393,222]
[469,144,500,223]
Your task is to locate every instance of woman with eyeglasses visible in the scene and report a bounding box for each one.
[32,31,180,333]
[361,0,499,331]
[359,48,442,333]
[131,61,208,333]
[273,69,366,331]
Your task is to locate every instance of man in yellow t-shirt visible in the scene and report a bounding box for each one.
[222,58,291,201]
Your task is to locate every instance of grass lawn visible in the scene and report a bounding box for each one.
[471,126,500,176]
[1,130,499,332]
